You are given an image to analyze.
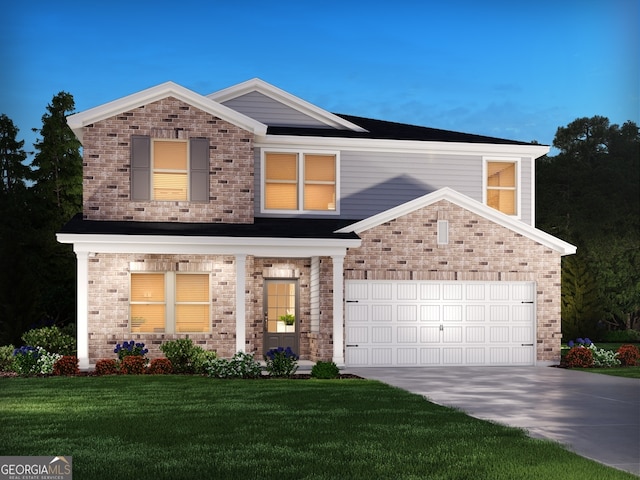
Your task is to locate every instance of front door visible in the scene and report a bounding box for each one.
[263,279,299,355]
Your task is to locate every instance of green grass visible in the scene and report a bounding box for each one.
[581,367,640,378]
[0,376,636,480]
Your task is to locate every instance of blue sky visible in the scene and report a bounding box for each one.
[1,0,637,157]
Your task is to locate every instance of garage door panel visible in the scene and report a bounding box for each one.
[443,348,464,364]
[398,305,418,322]
[397,348,418,365]
[465,326,485,343]
[372,327,392,343]
[421,348,440,365]
[347,326,368,343]
[345,280,535,367]
[372,283,393,300]
[421,305,440,322]
[397,326,418,343]
[421,326,440,343]
[465,348,486,364]
[347,304,368,322]
[466,305,485,322]
[372,305,392,322]
[398,283,418,300]
[443,326,463,343]
[372,348,393,365]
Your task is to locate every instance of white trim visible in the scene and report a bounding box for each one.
[482,156,521,220]
[530,156,537,226]
[235,255,247,353]
[67,81,268,143]
[255,135,550,158]
[208,78,367,133]
[332,255,345,366]
[75,251,90,370]
[57,233,361,257]
[260,148,341,215]
[335,187,576,256]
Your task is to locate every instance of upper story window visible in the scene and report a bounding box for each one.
[484,159,519,216]
[153,140,188,200]
[130,272,210,334]
[130,135,209,202]
[263,150,338,213]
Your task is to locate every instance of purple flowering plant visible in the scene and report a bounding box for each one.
[265,346,299,377]
[114,340,149,360]
[566,338,592,348]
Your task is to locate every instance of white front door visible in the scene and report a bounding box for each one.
[345,280,536,367]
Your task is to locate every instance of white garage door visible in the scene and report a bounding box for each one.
[345,280,536,366]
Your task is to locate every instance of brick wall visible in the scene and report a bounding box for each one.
[87,253,238,364]
[344,200,563,362]
[81,97,254,223]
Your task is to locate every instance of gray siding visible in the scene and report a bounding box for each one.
[254,148,533,225]
[221,92,328,128]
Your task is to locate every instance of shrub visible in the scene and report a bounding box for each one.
[565,346,594,368]
[21,326,76,356]
[602,329,640,343]
[205,352,262,379]
[94,359,118,376]
[617,344,640,366]
[265,347,299,378]
[53,356,80,376]
[114,340,149,361]
[566,338,592,348]
[588,344,620,367]
[159,338,213,374]
[0,345,15,372]
[311,361,340,379]
[12,346,61,375]
[12,346,39,375]
[120,355,146,375]
[147,358,173,374]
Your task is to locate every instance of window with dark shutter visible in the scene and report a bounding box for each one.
[131,136,151,201]
[189,138,209,202]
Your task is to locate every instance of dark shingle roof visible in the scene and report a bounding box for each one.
[268,113,538,146]
[60,214,360,240]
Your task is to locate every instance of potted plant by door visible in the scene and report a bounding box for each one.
[279,314,295,332]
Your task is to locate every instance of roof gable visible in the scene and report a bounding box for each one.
[67,81,267,143]
[336,187,576,255]
[207,78,367,132]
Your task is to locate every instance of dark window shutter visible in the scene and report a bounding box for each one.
[131,135,150,201]
[190,138,209,202]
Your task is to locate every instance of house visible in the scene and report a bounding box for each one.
[58,78,576,370]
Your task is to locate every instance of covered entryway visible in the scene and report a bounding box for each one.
[345,280,536,366]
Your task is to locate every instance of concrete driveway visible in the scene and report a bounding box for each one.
[347,366,640,475]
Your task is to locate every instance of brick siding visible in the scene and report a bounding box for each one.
[81,97,254,223]
[344,200,562,362]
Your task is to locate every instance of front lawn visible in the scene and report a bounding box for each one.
[0,376,635,480]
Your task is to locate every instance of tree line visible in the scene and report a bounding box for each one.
[0,93,638,345]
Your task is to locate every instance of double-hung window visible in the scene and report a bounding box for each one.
[263,151,338,213]
[130,273,210,333]
[485,159,519,216]
[130,136,209,202]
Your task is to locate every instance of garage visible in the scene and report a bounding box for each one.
[345,280,536,366]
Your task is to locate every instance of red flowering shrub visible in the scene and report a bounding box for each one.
[53,356,80,376]
[616,344,640,367]
[94,359,118,376]
[565,346,594,368]
[120,355,146,375]
[147,358,173,375]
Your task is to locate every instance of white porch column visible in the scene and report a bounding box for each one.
[331,255,345,366]
[235,254,247,353]
[75,250,90,370]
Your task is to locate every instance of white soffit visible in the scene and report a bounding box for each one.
[336,187,577,256]
[66,81,268,143]
[207,78,368,133]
